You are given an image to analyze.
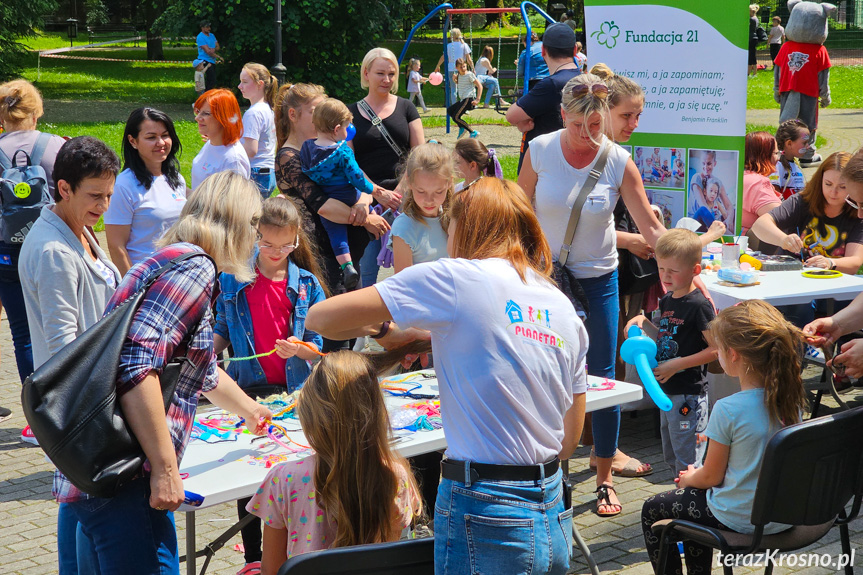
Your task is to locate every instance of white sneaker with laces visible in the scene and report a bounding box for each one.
[21,425,38,445]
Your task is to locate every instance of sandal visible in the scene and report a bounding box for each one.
[595,483,622,517]
[589,448,653,477]
[237,562,261,575]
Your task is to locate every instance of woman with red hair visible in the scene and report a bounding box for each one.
[191,88,251,189]
[741,131,781,233]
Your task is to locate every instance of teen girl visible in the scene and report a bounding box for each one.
[247,351,422,574]
[214,195,328,574]
[390,143,452,273]
[641,300,807,575]
[452,138,502,193]
[773,118,810,199]
[446,58,483,139]
[238,63,279,198]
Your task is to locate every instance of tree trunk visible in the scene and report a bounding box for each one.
[147,30,163,60]
[483,0,504,28]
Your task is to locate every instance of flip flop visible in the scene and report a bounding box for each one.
[595,483,622,517]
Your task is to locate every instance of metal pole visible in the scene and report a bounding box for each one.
[271,0,287,84]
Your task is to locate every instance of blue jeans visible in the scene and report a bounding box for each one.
[579,270,621,459]
[68,478,180,574]
[58,503,99,575]
[0,243,32,382]
[434,468,571,575]
[477,75,501,106]
[250,168,276,200]
[360,237,381,288]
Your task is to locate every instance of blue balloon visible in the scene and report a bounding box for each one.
[620,325,673,412]
[345,123,356,141]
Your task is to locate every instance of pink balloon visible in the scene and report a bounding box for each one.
[428,72,443,86]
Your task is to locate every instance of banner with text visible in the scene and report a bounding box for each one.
[585,0,748,234]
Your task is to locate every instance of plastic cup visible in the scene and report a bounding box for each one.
[738,236,749,254]
[722,243,740,269]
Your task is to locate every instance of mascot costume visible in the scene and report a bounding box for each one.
[774,0,834,166]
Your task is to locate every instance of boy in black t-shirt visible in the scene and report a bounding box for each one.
[626,229,717,474]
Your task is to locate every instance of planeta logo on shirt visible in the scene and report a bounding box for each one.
[505,299,566,350]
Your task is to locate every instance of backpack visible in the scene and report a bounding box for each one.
[0,132,54,244]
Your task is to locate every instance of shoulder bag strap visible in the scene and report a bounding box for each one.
[358,99,405,160]
[28,132,52,167]
[0,139,12,171]
[558,143,611,265]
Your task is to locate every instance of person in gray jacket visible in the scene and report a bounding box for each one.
[18,136,120,575]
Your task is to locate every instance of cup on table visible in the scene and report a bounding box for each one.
[738,236,749,254]
[721,243,740,269]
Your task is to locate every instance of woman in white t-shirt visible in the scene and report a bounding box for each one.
[518,74,665,518]
[105,108,187,276]
[306,177,587,575]
[191,88,251,190]
[434,28,474,104]
[238,63,278,198]
[474,45,507,109]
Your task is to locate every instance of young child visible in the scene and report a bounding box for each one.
[390,143,453,273]
[214,196,328,574]
[661,158,672,181]
[193,59,211,95]
[704,177,727,222]
[642,300,807,575]
[634,147,644,173]
[673,157,685,180]
[650,147,662,168]
[406,58,430,113]
[446,58,483,139]
[772,118,809,199]
[300,98,379,289]
[626,229,717,475]
[247,351,422,573]
[453,138,503,192]
[575,41,588,72]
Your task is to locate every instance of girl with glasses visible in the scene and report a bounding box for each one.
[213,195,329,573]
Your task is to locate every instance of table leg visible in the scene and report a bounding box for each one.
[186,511,196,575]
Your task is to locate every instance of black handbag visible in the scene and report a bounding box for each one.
[617,205,660,296]
[20,251,214,499]
[552,144,611,319]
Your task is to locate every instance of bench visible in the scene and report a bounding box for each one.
[87,25,141,45]
[490,69,520,113]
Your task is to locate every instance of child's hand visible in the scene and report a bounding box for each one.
[674,464,697,486]
[244,404,273,436]
[653,359,680,383]
[624,315,645,335]
[471,99,479,106]
[275,337,301,359]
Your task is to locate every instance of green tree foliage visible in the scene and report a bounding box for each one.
[156,0,404,103]
[0,0,59,80]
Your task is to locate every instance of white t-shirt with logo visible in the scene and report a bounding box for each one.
[770,160,805,199]
[446,41,471,72]
[104,169,187,266]
[375,257,588,465]
[191,141,251,190]
[242,101,277,170]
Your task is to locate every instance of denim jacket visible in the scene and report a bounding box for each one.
[214,257,325,392]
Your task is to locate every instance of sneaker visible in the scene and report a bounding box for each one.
[342,263,359,291]
[804,344,826,364]
[21,425,38,445]
[457,127,466,139]
[470,130,480,139]
[237,562,261,575]
[0,406,10,423]
[799,154,823,167]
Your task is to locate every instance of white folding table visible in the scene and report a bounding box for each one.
[701,269,863,310]
[179,371,643,575]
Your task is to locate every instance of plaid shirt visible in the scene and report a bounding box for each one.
[54,243,219,503]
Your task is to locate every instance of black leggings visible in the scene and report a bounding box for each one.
[641,487,730,575]
[446,98,474,133]
[237,497,262,564]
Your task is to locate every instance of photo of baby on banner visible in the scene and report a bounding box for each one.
[634,147,685,189]
[687,148,738,232]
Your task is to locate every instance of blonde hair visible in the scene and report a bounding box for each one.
[297,352,421,547]
[655,228,701,268]
[274,82,327,149]
[589,63,613,78]
[360,48,400,93]
[312,98,353,134]
[450,28,463,42]
[0,79,44,126]
[242,62,279,109]
[709,300,807,426]
[401,143,454,232]
[749,4,759,16]
[561,74,611,146]
[589,65,645,110]
[158,171,261,283]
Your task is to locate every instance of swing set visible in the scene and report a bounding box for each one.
[397,2,556,133]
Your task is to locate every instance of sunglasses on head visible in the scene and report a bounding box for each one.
[571,83,609,100]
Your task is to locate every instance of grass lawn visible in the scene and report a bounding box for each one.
[747,66,863,109]
[22,31,194,52]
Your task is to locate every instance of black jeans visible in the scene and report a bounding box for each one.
[204,63,217,91]
[237,497,262,563]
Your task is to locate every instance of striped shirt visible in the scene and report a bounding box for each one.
[53,242,219,503]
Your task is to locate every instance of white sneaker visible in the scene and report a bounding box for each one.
[804,344,826,364]
[21,425,38,445]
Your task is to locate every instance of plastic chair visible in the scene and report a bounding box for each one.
[652,406,863,575]
[277,537,434,575]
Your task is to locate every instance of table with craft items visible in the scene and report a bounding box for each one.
[178,370,643,575]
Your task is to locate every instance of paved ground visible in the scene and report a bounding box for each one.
[2,108,863,574]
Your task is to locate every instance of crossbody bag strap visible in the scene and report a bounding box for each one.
[358,99,405,160]
[28,132,52,167]
[558,143,611,265]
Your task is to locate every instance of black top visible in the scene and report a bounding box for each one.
[653,289,715,395]
[770,193,863,258]
[348,97,419,189]
[516,67,582,171]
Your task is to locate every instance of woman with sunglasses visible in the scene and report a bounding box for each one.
[518,74,666,517]
[191,89,251,190]
[214,195,328,573]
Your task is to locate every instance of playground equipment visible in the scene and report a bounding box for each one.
[398,2,556,133]
[620,325,673,412]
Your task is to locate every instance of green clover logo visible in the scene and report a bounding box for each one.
[591,21,621,49]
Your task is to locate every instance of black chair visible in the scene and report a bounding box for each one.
[652,406,863,575]
[277,537,434,575]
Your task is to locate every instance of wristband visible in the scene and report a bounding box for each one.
[829,259,837,270]
[370,321,391,340]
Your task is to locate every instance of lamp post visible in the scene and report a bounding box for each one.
[66,18,78,49]
[271,0,287,84]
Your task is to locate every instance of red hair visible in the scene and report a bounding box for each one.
[744,131,776,177]
[195,89,243,145]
